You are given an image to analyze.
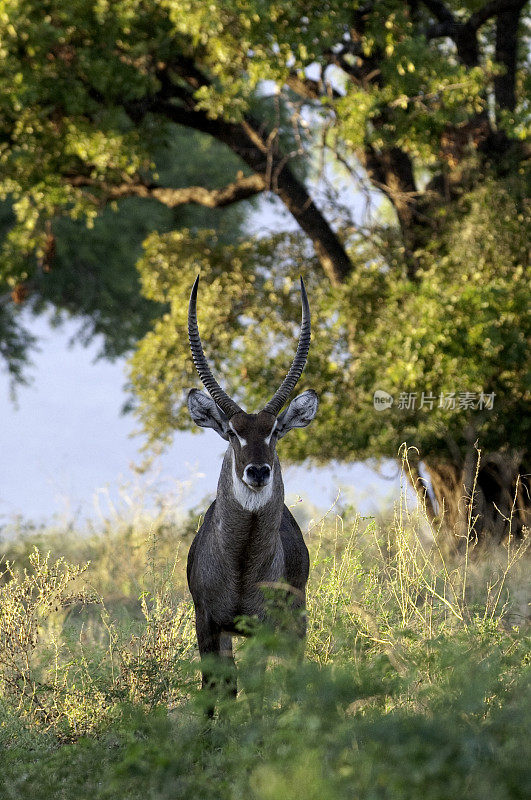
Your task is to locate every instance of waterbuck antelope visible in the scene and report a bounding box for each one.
[186,275,318,707]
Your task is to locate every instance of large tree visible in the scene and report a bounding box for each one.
[0,0,529,546]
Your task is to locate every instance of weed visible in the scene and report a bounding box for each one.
[0,468,529,798]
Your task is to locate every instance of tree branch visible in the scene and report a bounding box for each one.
[425,0,528,66]
[324,7,383,89]
[285,73,342,100]
[420,0,456,25]
[425,16,479,66]
[152,102,353,285]
[121,56,353,285]
[493,3,526,112]
[359,145,426,279]
[326,46,383,88]
[469,0,528,30]
[67,174,266,208]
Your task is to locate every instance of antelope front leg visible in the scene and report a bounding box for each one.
[219,633,237,700]
[195,611,236,716]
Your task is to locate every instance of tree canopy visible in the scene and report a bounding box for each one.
[0,0,529,542]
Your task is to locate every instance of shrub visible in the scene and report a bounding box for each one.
[0,470,528,798]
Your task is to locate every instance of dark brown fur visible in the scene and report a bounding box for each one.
[187,399,316,711]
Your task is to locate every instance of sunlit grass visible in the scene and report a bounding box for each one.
[0,458,529,799]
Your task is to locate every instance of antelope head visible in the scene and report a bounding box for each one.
[187,276,318,497]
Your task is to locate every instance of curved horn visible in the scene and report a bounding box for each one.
[263,277,311,417]
[188,275,243,419]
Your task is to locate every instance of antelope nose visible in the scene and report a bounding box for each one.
[244,463,271,488]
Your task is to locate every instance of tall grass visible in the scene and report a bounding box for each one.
[0,457,529,799]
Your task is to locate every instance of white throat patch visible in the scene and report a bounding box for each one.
[231,451,274,511]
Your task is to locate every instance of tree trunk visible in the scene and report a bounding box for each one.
[423,449,530,552]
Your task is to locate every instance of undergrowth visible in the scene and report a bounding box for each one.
[0,453,529,799]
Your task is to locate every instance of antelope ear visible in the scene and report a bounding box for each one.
[276,390,318,439]
[187,389,230,440]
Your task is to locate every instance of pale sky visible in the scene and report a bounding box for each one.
[0,309,400,529]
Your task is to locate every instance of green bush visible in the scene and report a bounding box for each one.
[0,470,529,799]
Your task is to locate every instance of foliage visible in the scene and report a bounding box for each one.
[0,0,529,540]
[0,127,250,370]
[0,550,91,726]
[129,180,529,466]
[0,298,35,387]
[190,0,492,157]
[0,477,529,797]
[0,0,252,372]
[1,0,526,371]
